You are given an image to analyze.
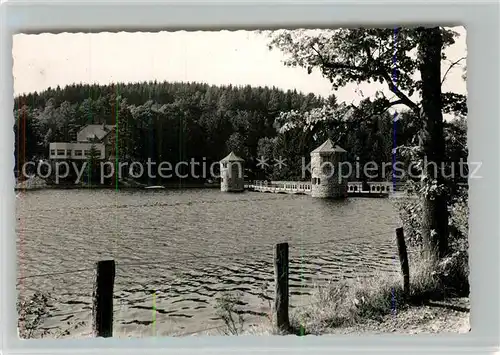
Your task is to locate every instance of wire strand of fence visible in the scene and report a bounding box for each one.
[17,267,95,281]
[18,229,398,276]
[49,309,92,318]
[115,293,155,305]
[287,229,397,248]
[117,258,233,299]
[115,244,275,268]
[174,324,227,337]
[17,279,95,293]
[16,283,61,295]
[114,287,169,302]
[117,229,396,269]
[114,266,201,302]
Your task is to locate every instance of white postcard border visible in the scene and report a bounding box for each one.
[1,1,498,354]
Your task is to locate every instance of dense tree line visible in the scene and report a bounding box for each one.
[13,80,463,185]
[14,82,324,180]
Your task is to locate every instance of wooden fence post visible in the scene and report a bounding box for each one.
[92,259,115,337]
[274,242,290,332]
[395,228,410,295]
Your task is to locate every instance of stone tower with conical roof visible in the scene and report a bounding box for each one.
[310,139,348,198]
[220,152,245,192]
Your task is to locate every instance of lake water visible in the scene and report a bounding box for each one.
[16,188,401,337]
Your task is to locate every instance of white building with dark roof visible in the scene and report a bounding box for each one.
[49,124,115,160]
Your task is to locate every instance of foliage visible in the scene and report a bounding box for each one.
[262,98,411,182]
[17,292,50,338]
[14,80,451,186]
[215,291,245,335]
[394,197,423,247]
[395,186,469,251]
[226,132,249,159]
[393,162,469,293]
[257,282,273,323]
[14,81,326,182]
[81,144,101,184]
[267,28,467,184]
[268,27,467,258]
[268,27,466,116]
[292,250,468,335]
[266,27,467,180]
[449,191,469,244]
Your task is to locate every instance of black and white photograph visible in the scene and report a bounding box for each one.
[14,26,469,338]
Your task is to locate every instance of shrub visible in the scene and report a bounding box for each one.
[394,186,469,297]
[17,292,50,338]
[394,186,468,251]
[215,291,245,335]
[394,197,423,247]
[291,250,467,335]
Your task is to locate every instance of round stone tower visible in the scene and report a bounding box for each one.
[310,139,348,198]
[220,152,245,192]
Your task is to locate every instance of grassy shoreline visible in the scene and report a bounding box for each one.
[209,248,469,336]
[290,253,468,335]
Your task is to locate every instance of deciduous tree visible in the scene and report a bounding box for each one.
[268,27,467,259]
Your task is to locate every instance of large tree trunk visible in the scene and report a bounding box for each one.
[417,27,449,260]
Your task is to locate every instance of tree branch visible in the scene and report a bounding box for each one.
[363,41,420,113]
[386,99,405,110]
[310,43,420,114]
[352,98,404,126]
[379,71,420,113]
[441,57,466,86]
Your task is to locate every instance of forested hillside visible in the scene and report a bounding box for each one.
[13,80,466,184]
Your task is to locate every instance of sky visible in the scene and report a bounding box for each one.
[13,27,466,112]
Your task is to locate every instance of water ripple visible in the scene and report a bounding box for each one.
[16,189,401,336]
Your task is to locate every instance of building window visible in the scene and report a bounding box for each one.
[50,150,55,155]
[56,149,65,155]
[84,150,90,156]
[222,162,227,168]
[75,150,83,156]
[66,149,72,155]
[317,178,321,185]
